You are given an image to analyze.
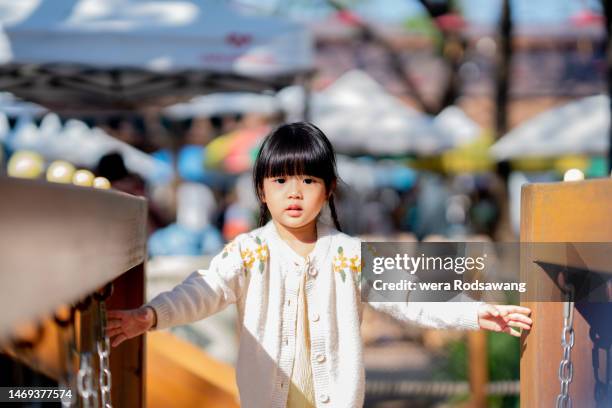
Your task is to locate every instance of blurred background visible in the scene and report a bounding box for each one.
[0,0,609,407]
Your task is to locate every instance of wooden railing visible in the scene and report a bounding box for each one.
[0,176,148,407]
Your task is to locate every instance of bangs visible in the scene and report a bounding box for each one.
[261,142,332,180]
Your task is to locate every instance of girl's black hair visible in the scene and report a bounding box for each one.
[253,122,342,231]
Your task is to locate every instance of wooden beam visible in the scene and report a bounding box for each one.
[0,176,147,339]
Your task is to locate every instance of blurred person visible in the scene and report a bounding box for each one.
[222,173,259,241]
[222,202,255,241]
[395,186,420,233]
[445,194,471,238]
[210,113,241,135]
[185,117,215,146]
[359,189,396,236]
[148,182,224,256]
[469,187,500,237]
[96,151,169,234]
[413,173,451,240]
[100,116,154,152]
[106,123,532,408]
[451,174,500,238]
[239,112,272,130]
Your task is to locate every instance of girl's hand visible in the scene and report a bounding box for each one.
[477,304,532,337]
[106,306,156,347]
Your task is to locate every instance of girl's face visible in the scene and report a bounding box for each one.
[262,175,329,231]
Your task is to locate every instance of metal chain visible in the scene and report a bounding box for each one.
[96,286,113,408]
[55,306,77,407]
[97,337,112,408]
[97,302,112,408]
[556,281,575,408]
[73,284,114,408]
[77,352,98,408]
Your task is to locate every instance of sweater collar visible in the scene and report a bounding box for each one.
[263,220,333,267]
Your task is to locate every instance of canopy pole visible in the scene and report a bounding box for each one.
[607,29,612,174]
[301,73,313,122]
[608,97,612,175]
[605,2,612,174]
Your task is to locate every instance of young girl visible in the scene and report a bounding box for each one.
[106,122,532,408]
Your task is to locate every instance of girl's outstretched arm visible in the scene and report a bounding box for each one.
[368,300,532,336]
[369,300,482,330]
[106,238,247,347]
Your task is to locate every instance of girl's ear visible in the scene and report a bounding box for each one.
[328,180,337,199]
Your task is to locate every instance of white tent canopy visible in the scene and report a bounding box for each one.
[0,91,46,117]
[164,92,281,118]
[490,94,610,160]
[433,105,481,147]
[7,113,172,183]
[0,0,313,109]
[279,70,479,156]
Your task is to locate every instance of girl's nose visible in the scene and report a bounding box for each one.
[287,179,302,199]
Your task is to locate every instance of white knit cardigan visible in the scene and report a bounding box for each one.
[147,221,482,408]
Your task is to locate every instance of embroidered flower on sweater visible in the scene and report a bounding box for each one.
[222,236,268,274]
[255,242,269,262]
[332,246,348,273]
[240,248,255,269]
[333,246,361,283]
[241,236,269,274]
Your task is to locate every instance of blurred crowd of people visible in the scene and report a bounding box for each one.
[98,112,506,256]
[1,108,507,258]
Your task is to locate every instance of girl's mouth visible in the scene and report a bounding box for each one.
[285,205,303,217]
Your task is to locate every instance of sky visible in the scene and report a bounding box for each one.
[234,0,605,25]
[459,0,603,25]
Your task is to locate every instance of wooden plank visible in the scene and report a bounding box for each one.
[107,263,146,408]
[0,176,147,339]
[520,178,612,407]
[146,331,239,408]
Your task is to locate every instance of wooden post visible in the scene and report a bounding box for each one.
[520,179,612,407]
[468,331,488,407]
[106,263,146,408]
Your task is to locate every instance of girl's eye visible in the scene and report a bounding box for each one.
[274,178,285,184]
[303,178,314,184]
